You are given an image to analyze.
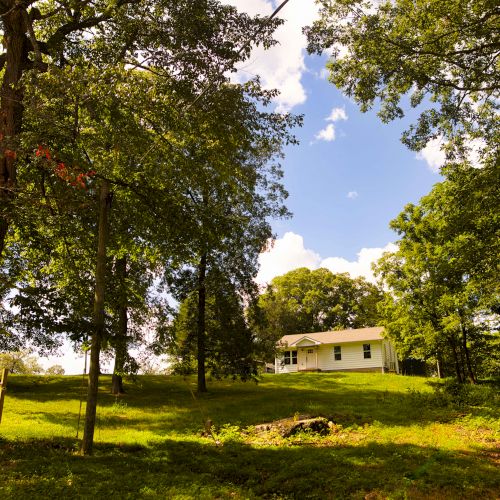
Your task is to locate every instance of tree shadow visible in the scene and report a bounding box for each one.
[6,373,488,433]
[0,437,498,499]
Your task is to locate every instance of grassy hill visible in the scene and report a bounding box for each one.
[0,372,498,499]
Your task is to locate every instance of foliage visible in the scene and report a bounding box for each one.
[0,350,43,374]
[0,0,299,450]
[252,267,383,358]
[0,373,498,498]
[166,274,259,381]
[306,0,499,165]
[374,167,500,382]
[45,364,65,376]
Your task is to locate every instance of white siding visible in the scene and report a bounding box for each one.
[275,352,299,373]
[275,341,392,373]
[317,341,383,371]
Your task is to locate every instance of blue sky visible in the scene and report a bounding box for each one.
[277,55,439,259]
[42,0,445,373]
[223,0,444,285]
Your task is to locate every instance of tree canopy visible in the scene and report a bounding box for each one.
[374,165,500,381]
[306,0,499,163]
[252,268,383,359]
[0,1,300,454]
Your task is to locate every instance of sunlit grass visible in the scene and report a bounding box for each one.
[0,372,498,498]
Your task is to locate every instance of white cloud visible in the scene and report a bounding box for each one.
[321,243,398,283]
[318,67,330,80]
[256,232,397,285]
[314,123,336,142]
[416,136,445,172]
[256,232,321,285]
[326,107,348,122]
[347,191,358,199]
[223,0,319,111]
[312,106,348,143]
[417,135,488,172]
[464,137,487,168]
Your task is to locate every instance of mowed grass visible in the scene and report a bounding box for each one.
[0,372,498,499]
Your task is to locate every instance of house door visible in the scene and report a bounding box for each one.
[306,348,316,369]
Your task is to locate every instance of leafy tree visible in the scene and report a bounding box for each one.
[0,0,282,257]
[253,267,383,358]
[374,173,500,382]
[0,1,290,453]
[45,364,65,375]
[160,79,299,392]
[306,0,499,164]
[0,349,43,374]
[167,272,259,382]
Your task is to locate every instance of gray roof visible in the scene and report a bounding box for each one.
[279,326,384,347]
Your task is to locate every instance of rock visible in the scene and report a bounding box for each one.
[253,416,330,437]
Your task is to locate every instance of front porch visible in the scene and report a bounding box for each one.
[296,345,320,371]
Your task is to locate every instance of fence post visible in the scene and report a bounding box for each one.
[0,368,8,424]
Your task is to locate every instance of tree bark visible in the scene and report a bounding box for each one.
[197,252,207,393]
[0,3,29,258]
[436,355,442,379]
[449,337,464,383]
[81,180,111,455]
[460,321,477,384]
[112,256,127,395]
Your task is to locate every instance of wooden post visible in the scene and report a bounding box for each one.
[0,368,8,424]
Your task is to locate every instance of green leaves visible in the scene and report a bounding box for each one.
[374,162,500,379]
[306,0,499,166]
[255,268,383,343]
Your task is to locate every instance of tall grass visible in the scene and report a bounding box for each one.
[0,372,498,499]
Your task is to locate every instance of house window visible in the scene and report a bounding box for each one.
[334,346,341,361]
[284,351,297,365]
[363,344,371,359]
[307,349,314,354]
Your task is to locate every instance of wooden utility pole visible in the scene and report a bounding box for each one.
[0,368,8,424]
[81,180,112,455]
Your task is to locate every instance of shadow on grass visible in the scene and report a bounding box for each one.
[7,374,495,433]
[0,437,498,499]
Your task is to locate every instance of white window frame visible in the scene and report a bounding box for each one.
[283,350,297,365]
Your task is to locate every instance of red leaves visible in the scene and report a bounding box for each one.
[4,149,17,159]
[35,145,51,160]
[35,145,96,190]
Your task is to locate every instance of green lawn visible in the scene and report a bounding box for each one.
[0,372,498,499]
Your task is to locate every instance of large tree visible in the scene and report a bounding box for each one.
[253,267,383,358]
[374,168,500,382]
[1,1,294,453]
[166,271,259,382]
[163,80,299,392]
[0,0,282,257]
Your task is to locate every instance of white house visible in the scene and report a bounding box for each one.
[275,326,399,374]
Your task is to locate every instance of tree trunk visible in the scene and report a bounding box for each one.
[197,252,207,393]
[460,322,477,384]
[81,180,111,456]
[449,337,463,383]
[112,256,127,395]
[0,3,29,258]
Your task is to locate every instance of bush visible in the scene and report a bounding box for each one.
[433,379,498,408]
